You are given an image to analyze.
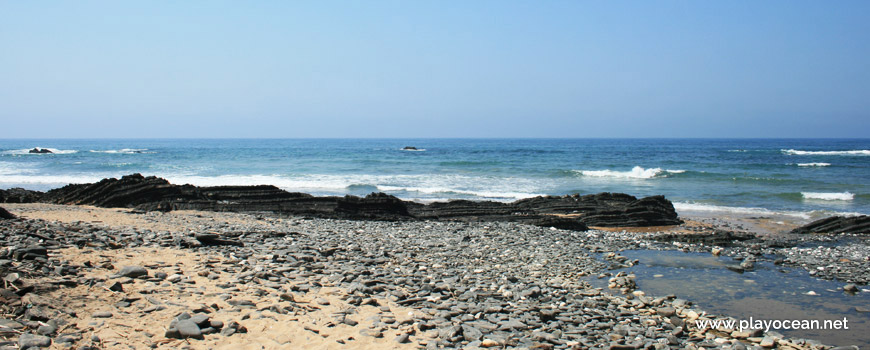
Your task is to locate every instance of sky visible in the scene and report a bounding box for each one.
[1,1,869,138]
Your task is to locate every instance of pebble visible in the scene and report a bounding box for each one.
[18,333,52,348]
[117,266,148,278]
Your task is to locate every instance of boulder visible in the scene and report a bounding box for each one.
[28,148,52,154]
[0,206,15,220]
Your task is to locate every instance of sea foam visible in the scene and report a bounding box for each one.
[801,192,854,201]
[89,148,153,154]
[577,166,684,179]
[796,163,831,167]
[783,149,870,156]
[163,174,544,202]
[672,202,865,220]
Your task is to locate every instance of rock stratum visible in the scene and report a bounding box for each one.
[791,215,870,234]
[1,174,682,230]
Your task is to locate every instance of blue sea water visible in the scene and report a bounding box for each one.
[1,139,868,218]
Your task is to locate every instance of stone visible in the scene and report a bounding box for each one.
[461,325,483,341]
[656,307,676,317]
[108,282,124,292]
[92,311,113,318]
[481,339,500,347]
[394,333,410,343]
[35,323,56,335]
[175,319,203,340]
[118,266,148,278]
[759,336,776,347]
[18,333,52,348]
[190,314,210,328]
[843,284,859,293]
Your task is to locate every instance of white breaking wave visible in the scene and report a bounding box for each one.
[782,149,870,156]
[1,147,78,155]
[576,166,685,179]
[162,174,544,201]
[401,148,426,152]
[0,174,105,186]
[0,172,545,201]
[802,192,854,201]
[796,163,831,167]
[673,202,864,220]
[89,148,153,154]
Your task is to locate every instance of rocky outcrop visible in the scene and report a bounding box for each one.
[28,148,52,154]
[31,174,682,230]
[791,215,870,234]
[0,188,45,203]
[44,174,185,208]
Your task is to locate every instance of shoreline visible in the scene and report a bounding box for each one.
[2,204,867,348]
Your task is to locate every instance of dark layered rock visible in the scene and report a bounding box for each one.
[44,174,184,207]
[654,230,754,246]
[791,215,870,234]
[0,206,15,220]
[0,188,45,203]
[37,174,681,229]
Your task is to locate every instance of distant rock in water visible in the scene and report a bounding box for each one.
[0,206,15,220]
[28,147,52,154]
[791,215,870,234]
[23,174,682,230]
[402,146,419,150]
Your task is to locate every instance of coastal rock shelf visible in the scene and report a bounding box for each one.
[791,215,870,235]
[1,174,682,229]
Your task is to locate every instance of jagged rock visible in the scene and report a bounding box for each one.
[0,206,15,220]
[35,174,681,229]
[791,215,870,234]
[28,148,52,154]
[0,188,44,203]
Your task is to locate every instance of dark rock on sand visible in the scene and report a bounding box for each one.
[39,174,681,228]
[791,215,870,234]
[0,207,14,220]
[0,188,44,203]
[195,234,244,247]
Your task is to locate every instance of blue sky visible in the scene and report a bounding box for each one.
[1,1,868,138]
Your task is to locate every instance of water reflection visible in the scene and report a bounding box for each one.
[597,250,869,346]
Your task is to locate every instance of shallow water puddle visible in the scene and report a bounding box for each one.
[598,250,869,346]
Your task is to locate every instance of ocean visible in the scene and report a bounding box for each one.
[1,139,868,219]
